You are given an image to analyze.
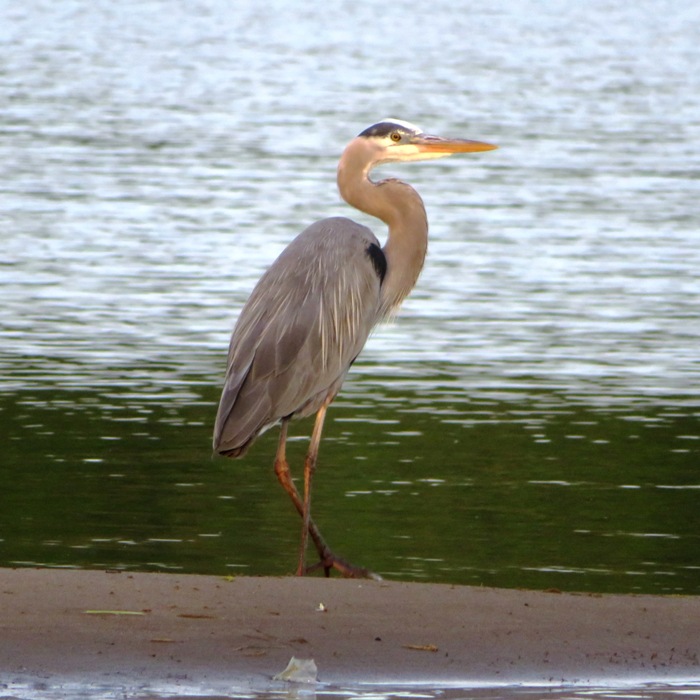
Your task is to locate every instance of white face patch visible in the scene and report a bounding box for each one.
[355,118,454,166]
[378,117,423,135]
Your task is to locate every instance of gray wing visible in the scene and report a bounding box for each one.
[213,216,385,457]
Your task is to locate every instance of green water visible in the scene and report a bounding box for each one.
[3,363,698,594]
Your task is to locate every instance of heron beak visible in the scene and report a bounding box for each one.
[413,134,498,154]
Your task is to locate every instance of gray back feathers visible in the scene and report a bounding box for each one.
[213,217,384,456]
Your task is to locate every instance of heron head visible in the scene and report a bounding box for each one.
[358,118,497,165]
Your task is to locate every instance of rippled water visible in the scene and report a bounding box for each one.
[1,0,699,594]
[6,680,700,700]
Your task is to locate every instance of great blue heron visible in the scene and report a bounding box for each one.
[213,118,496,578]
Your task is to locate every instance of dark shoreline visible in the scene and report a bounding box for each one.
[1,568,699,695]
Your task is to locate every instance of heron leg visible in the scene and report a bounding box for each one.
[273,418,332,567]
[273,414,381,581]
[297,403,329,576]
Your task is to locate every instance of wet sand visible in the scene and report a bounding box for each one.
[1,567,699,695]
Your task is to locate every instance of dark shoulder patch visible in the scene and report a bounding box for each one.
[365,243,387,285]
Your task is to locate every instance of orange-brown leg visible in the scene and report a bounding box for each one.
[273,414,380,580]
[296,403,328,575]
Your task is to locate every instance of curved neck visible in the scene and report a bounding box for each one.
[337,140,428,316]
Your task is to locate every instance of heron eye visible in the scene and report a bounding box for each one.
[390,131,402,142]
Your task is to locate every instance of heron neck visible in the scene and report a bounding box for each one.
[337,160,428,317]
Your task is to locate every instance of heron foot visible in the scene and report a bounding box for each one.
[303,550,382,581]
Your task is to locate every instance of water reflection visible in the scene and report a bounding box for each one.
[5,679,700,700]
[2,367,699,594]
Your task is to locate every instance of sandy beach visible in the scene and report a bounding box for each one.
[1,567,699,697]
